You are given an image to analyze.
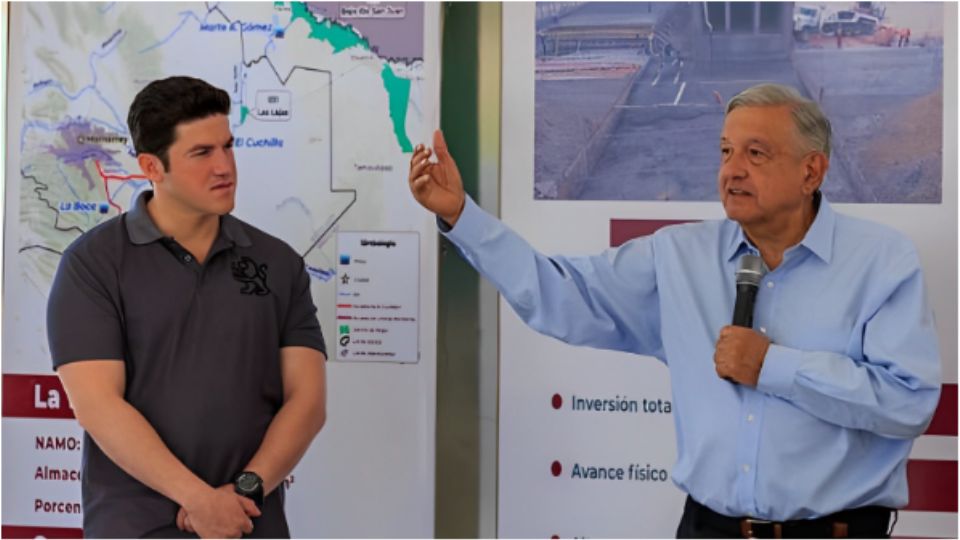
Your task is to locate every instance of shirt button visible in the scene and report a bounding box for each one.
[183,254,192,263]
[759,327,767,334]
[766,281,775,288]
[747,414,755,422]
[742,464,750,473]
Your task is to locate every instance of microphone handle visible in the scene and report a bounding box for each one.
[732,283,759,328]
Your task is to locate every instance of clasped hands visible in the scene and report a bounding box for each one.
[176,483,260,538]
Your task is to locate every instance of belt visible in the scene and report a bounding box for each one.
[686,496,895,538]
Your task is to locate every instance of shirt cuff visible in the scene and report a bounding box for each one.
[438,195,489,244]
[757,343,803,398]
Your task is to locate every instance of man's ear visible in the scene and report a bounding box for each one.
[137,153,166,184]
[801,152,828,195]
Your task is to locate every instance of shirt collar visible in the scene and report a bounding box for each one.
[725,225,753,262]
[800,192,834,263]
[125,190,252,248]
[724,192,835,264]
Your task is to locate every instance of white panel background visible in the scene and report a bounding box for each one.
[498,3,957,538]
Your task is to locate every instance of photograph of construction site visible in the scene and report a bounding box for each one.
[534,2,944,203]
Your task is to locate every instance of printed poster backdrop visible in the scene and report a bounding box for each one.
[502,2,957,538]
[533,2,944,203]
[3,2,440,536]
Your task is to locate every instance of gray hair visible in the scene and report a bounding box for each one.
[726,83,832,159]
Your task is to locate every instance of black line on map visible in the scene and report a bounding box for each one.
[19,244,65,256]
[212,3,358,259]
[24,171,87,236]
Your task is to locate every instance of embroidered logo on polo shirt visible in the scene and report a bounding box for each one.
[231,256,271,296]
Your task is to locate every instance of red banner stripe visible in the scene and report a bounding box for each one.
[610,219,695,247]
[2,374,75,419]
[1,526,83,538]
[925,384,957,436]
[905,459,958,512]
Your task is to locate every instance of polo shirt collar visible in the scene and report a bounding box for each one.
[724,191,835,264]
[219,214,252,248]
[125,190,163,245]
[125,190,252,248]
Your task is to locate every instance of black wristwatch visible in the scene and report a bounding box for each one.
[234,471,264,509]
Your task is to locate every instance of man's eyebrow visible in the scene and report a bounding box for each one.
[185,143,214,154]
[185,137,234,154]
[719,136,772,147]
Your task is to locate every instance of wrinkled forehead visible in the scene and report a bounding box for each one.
[720,105,799,147]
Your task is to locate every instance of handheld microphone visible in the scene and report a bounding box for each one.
[732,254,765,328]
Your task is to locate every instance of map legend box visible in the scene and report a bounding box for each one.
[335,231,419,363]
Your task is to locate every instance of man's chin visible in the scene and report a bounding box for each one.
[723,205,754,226]
[722,197,756,218]
[721,201,739,220]
[209,199,235,216]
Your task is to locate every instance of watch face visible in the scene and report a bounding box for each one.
[237,472,261,492]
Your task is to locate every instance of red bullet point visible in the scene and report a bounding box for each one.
[551,460,562,477]
[552,394,562,409]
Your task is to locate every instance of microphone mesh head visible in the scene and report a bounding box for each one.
[736,254,766,287]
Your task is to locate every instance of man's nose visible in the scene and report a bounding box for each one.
[719,151,747,181]
[212,148,235,174]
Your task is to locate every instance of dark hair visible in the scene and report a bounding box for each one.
[127,76,231,169]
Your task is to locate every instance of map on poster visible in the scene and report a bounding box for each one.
[6,1,426,368]
[4,2,435,534]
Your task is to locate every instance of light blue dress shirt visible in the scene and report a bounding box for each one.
[443,195,941,521]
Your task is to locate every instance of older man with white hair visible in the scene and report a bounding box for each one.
[408,83,941,538]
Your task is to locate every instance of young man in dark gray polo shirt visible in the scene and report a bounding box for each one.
[47,76,327,538]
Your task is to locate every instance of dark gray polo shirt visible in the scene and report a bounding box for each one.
[47,190,326,538]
